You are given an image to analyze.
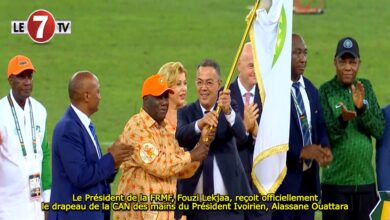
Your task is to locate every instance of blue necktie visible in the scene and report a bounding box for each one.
[202,110,214,195]
[292,82,312,169]
[89,122,110,195]
[89,122,102,158]
[292,82,312,146]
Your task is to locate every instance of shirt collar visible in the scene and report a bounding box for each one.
[291,75,306,89]
[199,103,217,114]
[237,77,256,97]
[9,89,30,112]
[199,104,207,114]
[71,104,91,128]
[140,108,166,128]
[332,75,354,89]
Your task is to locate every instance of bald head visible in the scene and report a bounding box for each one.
[238,42,256,91]
[68,71,101,116]
[291,33,307,81]
[240,42,253,62]
[292,33,305,45]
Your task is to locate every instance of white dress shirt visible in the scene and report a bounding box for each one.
[237,77,256,105]
[291,76,313,170]
[291,76,311,130]
[71,104,101,159]
[193,104,236,195]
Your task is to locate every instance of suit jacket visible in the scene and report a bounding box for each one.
[49,107,116,220]
[229,78,262,189]
[175,100,252,218]
[376,105,390,191]
[276,77,330,197]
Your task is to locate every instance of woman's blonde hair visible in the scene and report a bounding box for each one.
[158,62,187,87]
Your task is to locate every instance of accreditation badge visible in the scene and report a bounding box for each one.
[140,143,159,164]
[28,173,41,200]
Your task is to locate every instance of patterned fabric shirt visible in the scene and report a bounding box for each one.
[114,109,199,220]
[319,76,384,186]
[165,119,176,136]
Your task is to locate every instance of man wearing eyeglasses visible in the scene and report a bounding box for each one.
[175,59,251,220]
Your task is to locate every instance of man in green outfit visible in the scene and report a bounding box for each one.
[319,37,385,220]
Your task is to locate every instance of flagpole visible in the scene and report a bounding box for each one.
[204,0,261,142]
[222,0,261,91]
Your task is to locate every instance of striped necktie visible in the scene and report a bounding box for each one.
[88,122,102,158]
[89,122,110,195]
[292,82,312,170]
[292,82,311,146]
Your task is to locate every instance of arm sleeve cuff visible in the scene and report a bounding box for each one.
[224,107,236,126]
[42,189,51,203]
[184,151,192,163]
[338,115,348,129]
[194,120,201,134]
[356,104,367,115]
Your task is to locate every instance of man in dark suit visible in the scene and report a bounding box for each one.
[49,71,132,220]
[175,59,252,220]
[230,43,273,220]
[376,104,390,191]
[230,42,261,189]
[271,34,332,220]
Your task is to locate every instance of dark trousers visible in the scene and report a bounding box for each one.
[321,184,378,220]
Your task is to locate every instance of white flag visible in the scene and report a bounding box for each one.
[250,0,292,195]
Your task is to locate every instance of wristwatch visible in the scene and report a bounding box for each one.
[363,99,369,110]
[358,99,369,113]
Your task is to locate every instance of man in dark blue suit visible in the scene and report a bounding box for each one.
[376,104,390,191]
[175,59,252,220]
[49,71,132,220]
[230,43,273,220]
[230,42,261,189]
[271,34,332,220]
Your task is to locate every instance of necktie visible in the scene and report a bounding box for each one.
[202,110,214,195]
[244,92,251,105]
[292,82,312,170]
[292,82,311,146]
[89,122,102,158]
[89,122,110,196]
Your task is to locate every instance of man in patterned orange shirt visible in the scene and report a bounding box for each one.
[114,74,215,220]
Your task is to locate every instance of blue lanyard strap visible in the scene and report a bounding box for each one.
[7,94,37,158]
[291,89,312,142]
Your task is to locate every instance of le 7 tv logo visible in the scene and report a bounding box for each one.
[11,9,71,44]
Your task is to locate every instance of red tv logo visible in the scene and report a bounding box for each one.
[11,9,71,43]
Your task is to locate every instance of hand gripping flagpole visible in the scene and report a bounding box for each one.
[203,0,261,142]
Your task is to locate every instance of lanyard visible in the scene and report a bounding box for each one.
[291,89,312,134]
[291,90,304,117]
[7,94,37,158]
